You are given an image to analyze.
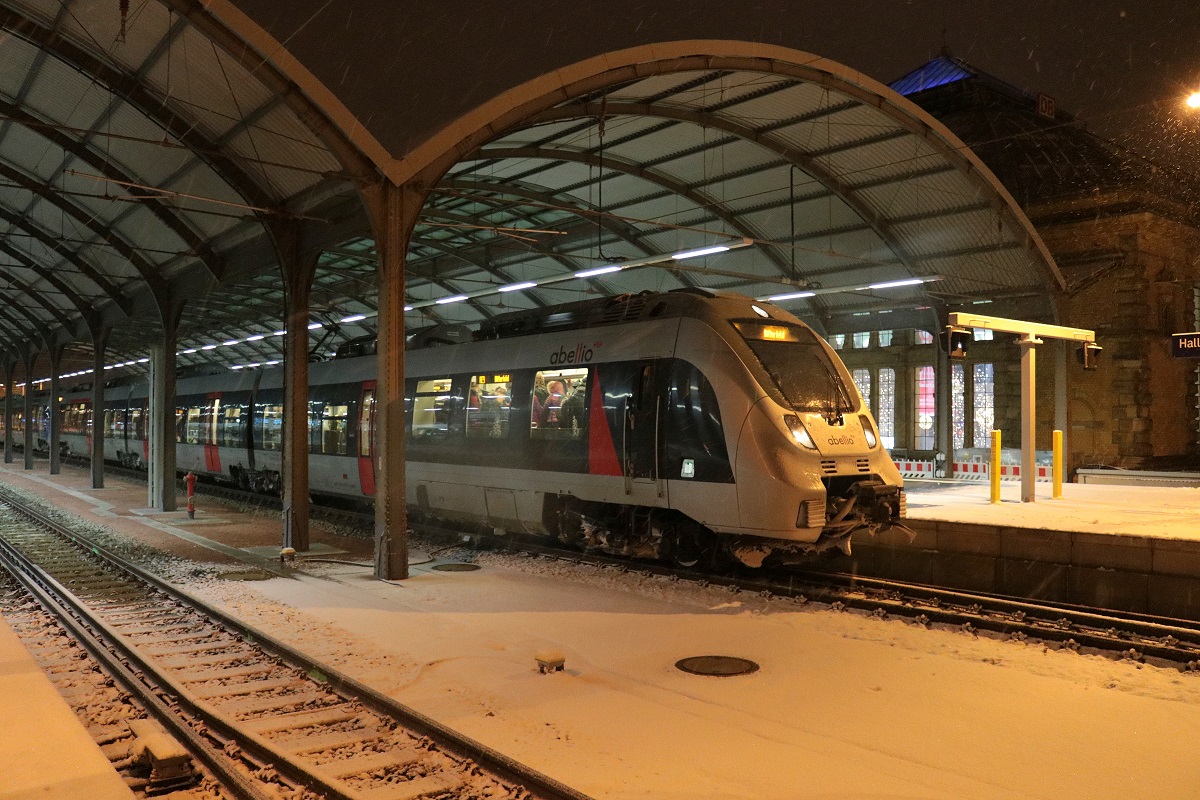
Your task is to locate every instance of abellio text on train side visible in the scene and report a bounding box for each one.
[548,341,602,366]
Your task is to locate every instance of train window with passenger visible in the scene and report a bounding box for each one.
[321,404,350,454]
[465,374,512,439]
[531,367,588,440]
[411,378,459,438]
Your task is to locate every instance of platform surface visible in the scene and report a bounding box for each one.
[903,478,1200,540]
[1,461,1199,798]
[0,616,135,800]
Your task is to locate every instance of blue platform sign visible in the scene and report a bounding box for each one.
[1171,332,1200,358]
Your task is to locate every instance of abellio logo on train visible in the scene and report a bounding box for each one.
[549,341,602,365]
[827,434,856,446]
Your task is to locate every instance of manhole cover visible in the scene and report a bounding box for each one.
[675,656,759,676]
[217,569,275,581]
[432,563,480,572]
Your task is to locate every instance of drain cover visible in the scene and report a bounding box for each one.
[675,656,759,676]
[432,563,481,572]
[217,569,275,581]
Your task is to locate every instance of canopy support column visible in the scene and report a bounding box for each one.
[90,327,110,489]
[148,310,181,512]
[3,357,15,465]
[1054,339,1068,476]
[933,308,953,477]
[278,222,318,553]
[1020,336,1039,503]
[371,180,420,581]
[22,349,35,471]
[47,343,65,476]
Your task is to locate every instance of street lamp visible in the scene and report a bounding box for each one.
[1187,92,1200,109]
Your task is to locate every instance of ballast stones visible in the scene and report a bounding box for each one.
[432,562,481,572]
[675,655,760,676]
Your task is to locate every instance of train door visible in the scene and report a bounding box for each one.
[204,393,222,473]
[358,381,376,496]
[624,360,661,491]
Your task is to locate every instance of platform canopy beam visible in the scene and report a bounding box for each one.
[948,312,1096,502]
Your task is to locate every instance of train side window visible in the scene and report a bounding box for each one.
[636,364,655,412]
[307,399,323,453]
[221,404,245,447]
[129,406,144,439]
[531,367,588,440]
[259,404,283,450]
[360,389,375,457]
[185,406,203,444]
[322,404,350,454]
[466,373,512,439]
[412,378,458,438]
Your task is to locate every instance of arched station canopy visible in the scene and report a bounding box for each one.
[0,0,377,381]
[364,44,1068,341]
[0,15,1064,383]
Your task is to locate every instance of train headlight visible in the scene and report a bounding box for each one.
[859,414,877,448]
[783,414,817,449]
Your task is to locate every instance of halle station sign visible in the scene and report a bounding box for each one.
[1171,332,1200,358]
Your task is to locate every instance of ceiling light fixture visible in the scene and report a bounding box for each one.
[574,265,623,278]
[672,244,730,260]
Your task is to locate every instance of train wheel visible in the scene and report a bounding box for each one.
[668,524,716,570]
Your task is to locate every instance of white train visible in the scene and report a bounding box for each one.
[9,289,905,567]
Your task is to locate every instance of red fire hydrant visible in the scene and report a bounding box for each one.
[186,472,196,519]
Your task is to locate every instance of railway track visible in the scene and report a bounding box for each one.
[36,459,1200,669]
[0,489,591,800]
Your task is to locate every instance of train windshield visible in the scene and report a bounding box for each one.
[733,321,855,414]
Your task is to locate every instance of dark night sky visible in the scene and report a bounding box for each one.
[231,0,1200,163]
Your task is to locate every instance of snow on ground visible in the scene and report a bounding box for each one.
[176,550,1200,800]
[7,467,1200,798]
[904,479,1200,539]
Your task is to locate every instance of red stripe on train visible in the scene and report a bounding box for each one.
[588,370,622,476]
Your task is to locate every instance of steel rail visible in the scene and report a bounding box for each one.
[0,486,594,800]
[0,530,273,800]
[41,460,1200,665]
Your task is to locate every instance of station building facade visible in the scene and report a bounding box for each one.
[835,55,1200,474]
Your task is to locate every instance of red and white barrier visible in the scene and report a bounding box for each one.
[946,461,1052,482]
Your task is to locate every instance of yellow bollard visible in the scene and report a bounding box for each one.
[1052,429,1063,499]
[990,429,1001,504]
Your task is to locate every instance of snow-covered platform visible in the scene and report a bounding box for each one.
[845,479,1200,619]
[2,462,1200,798]
[0,615,135,800]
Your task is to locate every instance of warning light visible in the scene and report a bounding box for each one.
[1076,342,1102,370]
[941,326,971,359]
